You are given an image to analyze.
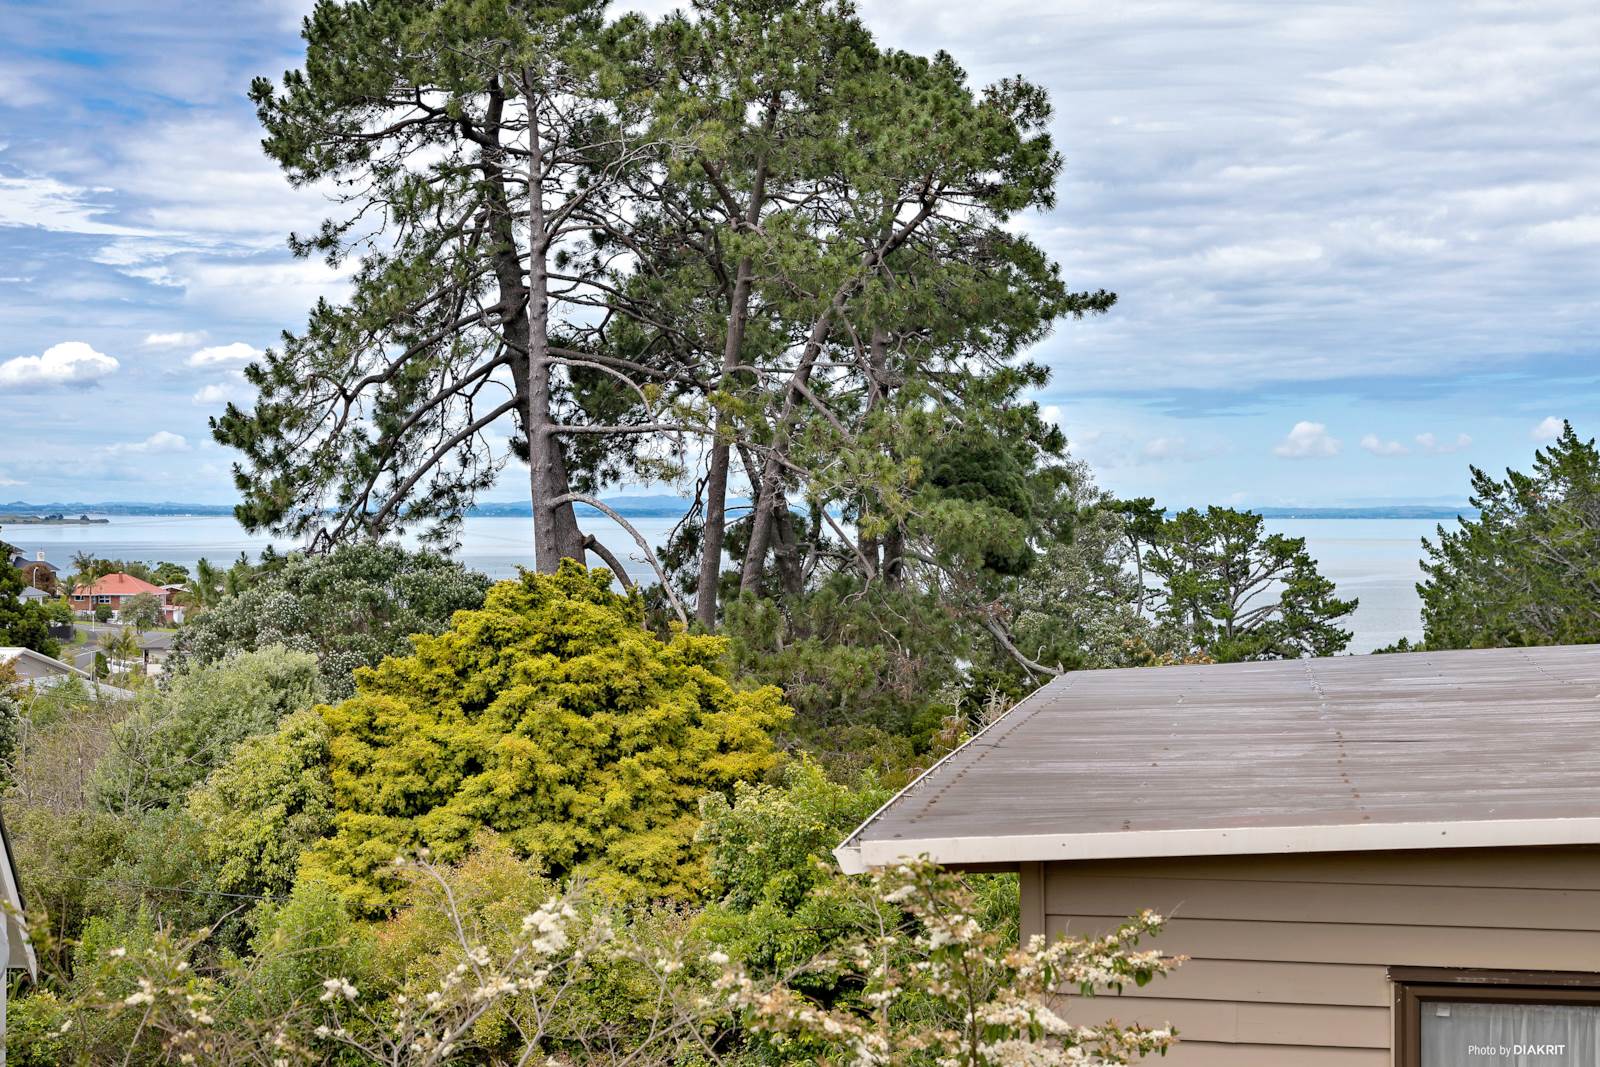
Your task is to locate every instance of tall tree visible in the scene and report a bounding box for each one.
[732,49,1078,596]
[1419,420,1600,648]
[640,0,879,627]
[221,0,1110,611]
[1138,506,1357,662]
[222,0,665,568]
[0,560,57,658]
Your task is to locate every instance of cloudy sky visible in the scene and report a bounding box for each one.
[2,0,1597,507]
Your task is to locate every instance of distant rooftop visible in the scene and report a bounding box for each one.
[837,645,1600,873]
[72,572,165,597]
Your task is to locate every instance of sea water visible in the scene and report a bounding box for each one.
[7,515,1449,654]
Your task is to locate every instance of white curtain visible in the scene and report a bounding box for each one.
[1422,1000,1600,1066]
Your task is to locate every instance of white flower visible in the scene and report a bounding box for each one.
[319,977,358,1003]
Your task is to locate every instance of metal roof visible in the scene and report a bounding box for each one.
[0,647,137,701]
[836,645,1600,873]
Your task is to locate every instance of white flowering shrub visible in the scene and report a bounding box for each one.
[59,855,724,1066]
[48,856,1176,1066]
[716,859,1181,1066]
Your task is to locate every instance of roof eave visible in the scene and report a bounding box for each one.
[846,816,1600,871]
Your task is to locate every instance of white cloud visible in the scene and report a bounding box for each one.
[1201,240,1324,272]
[1415,431,1472,455]
[1142,436,1189,461]
[1274,421,1341,459]
[0,474,22,487]
[0,341,120,388]
[192,376,250,406]
[1532,416,1565,443]
[1360,434,1409,457]
[106,431,191,455]
[187,342,262,367]
[143,330,206,348]
[0,175,157,238]
[1525,215,1600,247]
[192,384,232,405]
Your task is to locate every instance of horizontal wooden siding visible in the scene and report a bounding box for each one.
[1032,846,1600,1066]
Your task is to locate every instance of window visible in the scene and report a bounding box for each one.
[1395,968,1600,1067]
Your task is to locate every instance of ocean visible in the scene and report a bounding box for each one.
[8,514,1448,655]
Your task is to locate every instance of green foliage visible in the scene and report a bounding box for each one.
[724,576,963,761]
[701,758,886,914]
[171,543,489,699]
[189,708,335,901]
[6,987,71,1067]
[94,604,112,624]
[303,562,789,912]
[151,562,190,586]
[239,872,375,1023]
[95,645,325,813]
[725,860,1178,1065]
[94,808,229,945]
[697,759,888,983]
[918,427,1039,577]
[1005,462,1164,674]
[0,559,58,657]
[0,664,21,783]
[6,807,131,978]
[121,591,165,629]
[1139,505,1356,661]
[1421,421,1600,649]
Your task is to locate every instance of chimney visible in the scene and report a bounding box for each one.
[36,551,44,562]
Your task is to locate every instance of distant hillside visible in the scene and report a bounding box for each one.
[0,498,1470,522]
[0,500,236,517]
[1247,505,1476,520]
[0,496,748,520]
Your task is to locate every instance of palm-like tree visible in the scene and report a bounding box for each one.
[99,627,142,677]
[182,557,223,613]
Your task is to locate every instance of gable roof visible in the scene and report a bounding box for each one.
[73,572,165,598]
[0,646,86,679]
[836,644,1600,873]
[18,585,47,601]
[0,647,136,701]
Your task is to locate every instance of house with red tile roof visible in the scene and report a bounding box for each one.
[70,572,178,624]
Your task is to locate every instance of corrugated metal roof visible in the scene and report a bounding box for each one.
[836,645,1600,872]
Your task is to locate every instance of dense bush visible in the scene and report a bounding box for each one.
[300,562,790,911]
[188,707,335,900]
[170,543,490,699]
[94,645,324,812]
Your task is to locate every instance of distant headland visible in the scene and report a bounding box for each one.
[0,498,1476,522]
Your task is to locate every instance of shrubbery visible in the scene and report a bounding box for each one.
[1,554,1186,1065]
[169,543,490,699]
[302,562,789,911]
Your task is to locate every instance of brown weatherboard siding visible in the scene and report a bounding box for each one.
[1030,845,1600,1066]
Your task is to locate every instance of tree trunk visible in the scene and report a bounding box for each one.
[857,325,890,580]
[695,128,774,630]
[738,311,834,592]
[696,257,755,626]
[523,86,585,572]
[738,198,936,592]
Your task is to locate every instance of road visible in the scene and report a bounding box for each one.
[65,622,176,672]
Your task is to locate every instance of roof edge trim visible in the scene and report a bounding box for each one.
[842,816,1600,871]
[832,676,1072,873]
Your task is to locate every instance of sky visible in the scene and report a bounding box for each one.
[1,0,1598,507]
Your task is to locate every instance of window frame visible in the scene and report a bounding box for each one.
[1392,967,1600,1067]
